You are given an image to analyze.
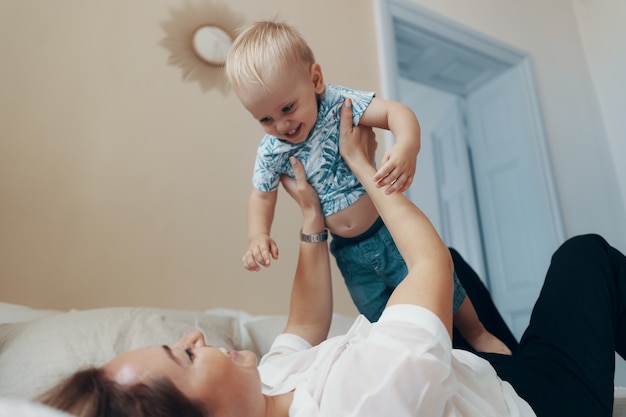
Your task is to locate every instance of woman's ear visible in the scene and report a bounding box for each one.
[310,63,325,93]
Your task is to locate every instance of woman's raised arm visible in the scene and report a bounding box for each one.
[339,99,454,337]
[280,156,333,345]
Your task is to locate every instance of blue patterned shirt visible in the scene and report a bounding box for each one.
[252,84,375,216]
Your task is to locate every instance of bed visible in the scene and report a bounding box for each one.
[1,301,624,416]
[0,301,355,416]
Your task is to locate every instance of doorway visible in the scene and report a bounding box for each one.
[374,0,565,339]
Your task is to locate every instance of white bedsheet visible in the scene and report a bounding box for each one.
[1,302,624,416]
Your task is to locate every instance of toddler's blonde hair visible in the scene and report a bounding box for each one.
[225,20,316,94]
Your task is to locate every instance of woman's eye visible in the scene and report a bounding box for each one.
[185,348,194,362]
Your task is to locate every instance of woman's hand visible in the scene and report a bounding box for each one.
[280,157,322,217]
[338,99,378,171]
[280,157,326,235]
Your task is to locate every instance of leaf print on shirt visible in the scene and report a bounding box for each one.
[252,84,375,216]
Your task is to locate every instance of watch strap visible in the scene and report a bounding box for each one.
[300,229,329,243]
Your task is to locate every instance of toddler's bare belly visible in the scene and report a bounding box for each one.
[325,194,379,238]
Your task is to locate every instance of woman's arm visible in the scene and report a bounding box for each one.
[340,99,454,337]
[280,157,333,346]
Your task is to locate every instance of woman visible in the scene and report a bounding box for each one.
[40,100,625,417]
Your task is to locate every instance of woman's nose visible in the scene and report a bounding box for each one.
[174,330,206,349]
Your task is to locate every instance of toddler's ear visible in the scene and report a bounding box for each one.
[310,63,325,93]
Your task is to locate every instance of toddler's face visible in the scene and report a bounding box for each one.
[238,63,324,144]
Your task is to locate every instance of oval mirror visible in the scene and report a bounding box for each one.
[192,25,233,66]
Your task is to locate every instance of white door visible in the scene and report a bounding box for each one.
[465,64,563,338]
[431,100,487,283]
[401,80,487,281]
[376,0,565,340]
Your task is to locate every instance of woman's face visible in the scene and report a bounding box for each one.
[103,331,264,414]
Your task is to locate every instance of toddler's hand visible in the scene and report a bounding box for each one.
[374,141,418,195]
[242,234,279,271]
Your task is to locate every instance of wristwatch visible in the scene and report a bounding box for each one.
[300,229,329,243]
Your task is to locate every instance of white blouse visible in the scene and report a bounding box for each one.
[259,304,536,417]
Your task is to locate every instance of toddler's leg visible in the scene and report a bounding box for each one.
[453,297,511,355]
[449,248,519,353]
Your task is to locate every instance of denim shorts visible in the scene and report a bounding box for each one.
[330,217,466,322]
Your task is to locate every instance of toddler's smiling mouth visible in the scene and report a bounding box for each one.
[283,124,302,140]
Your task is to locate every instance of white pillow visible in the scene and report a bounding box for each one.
[0,307,242,401]
[0,302,60,324]
[0,303,356,404]
[240,312,356,355]
[0,398,73,417]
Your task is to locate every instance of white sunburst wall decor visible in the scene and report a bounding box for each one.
[159,0,245,94]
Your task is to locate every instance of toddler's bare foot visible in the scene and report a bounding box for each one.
[469,330,512,355]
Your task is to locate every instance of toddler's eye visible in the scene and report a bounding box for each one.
[259,117,272,125]
[281,103,294,113]
[185,348,194,362]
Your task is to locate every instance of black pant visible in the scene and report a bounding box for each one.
[451,234,626,417]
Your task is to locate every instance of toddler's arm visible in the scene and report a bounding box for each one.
[243,188,279,271]
[360,97,421,194]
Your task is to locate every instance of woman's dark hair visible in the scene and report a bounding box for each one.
[37,367,207,417]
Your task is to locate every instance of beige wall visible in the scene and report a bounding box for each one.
[574,0,626,213]
[0,0,378,315]
[2,0,625,315]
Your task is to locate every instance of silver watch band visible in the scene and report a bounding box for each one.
[300,229,328,243]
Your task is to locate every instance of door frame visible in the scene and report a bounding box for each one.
[373,0,565,336]
[374,0,564,243]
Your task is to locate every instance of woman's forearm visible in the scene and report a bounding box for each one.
[286,233,333,345]
[282,158,333,345]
